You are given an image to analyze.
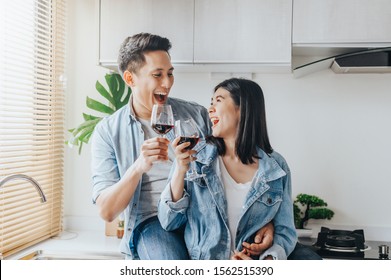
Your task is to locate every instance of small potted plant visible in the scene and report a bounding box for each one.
[294,193,334,237]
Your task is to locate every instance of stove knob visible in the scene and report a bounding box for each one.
[378,245,389,259]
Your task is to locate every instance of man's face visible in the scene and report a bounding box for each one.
[129,50,174,119]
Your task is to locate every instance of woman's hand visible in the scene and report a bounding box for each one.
[169,137,197,202]
[172,136,197,174]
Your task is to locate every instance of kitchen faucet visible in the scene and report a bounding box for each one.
[0,174,46,260]
[0,174,47,202]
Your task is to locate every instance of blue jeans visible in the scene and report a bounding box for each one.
[133,216,190,260]
[288,242,322,260]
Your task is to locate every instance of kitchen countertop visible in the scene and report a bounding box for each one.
[4,230,123,260]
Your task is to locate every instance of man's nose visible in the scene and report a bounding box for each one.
[162,75,172,89]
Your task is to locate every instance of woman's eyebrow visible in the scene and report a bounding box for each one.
[212,94,225,100]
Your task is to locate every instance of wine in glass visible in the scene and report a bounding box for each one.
[151,104,174,136]
[175,118,204,180]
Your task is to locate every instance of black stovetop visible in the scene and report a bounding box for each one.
[299,236,391,260]
[319,240,390,260]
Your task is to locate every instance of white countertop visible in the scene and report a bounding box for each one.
[5,230,123,260]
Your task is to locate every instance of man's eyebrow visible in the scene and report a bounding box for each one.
[152,67,175,71]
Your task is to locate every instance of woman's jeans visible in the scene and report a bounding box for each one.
[133,216,189,260]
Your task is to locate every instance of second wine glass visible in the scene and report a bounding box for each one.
[151,104,174,136]
[175,118,204,180]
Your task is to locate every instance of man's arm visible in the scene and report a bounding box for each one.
[93,133,170,222]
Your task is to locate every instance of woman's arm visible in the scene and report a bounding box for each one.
[170,137,195,201]
[158,136,197,230]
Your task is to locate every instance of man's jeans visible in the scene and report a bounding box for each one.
[133,216,189,260]
[288,242,322,260]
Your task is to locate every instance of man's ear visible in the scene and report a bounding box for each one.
[123,70,135,87]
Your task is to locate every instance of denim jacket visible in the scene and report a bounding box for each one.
[158,144,298,260]
[91,97,211,259]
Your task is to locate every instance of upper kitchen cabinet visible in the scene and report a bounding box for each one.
[194,0,292,72]
[98,0,292,73]
[293,0,391,46]
[98,0,194,70]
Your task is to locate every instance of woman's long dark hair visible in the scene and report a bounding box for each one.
[207,78,273,164]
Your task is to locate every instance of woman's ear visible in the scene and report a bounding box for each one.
[123,70,135,87]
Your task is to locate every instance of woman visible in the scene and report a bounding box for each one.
[158,78,297,260]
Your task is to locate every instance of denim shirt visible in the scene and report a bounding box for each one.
[91,97,211,259]
[158,144,298,260]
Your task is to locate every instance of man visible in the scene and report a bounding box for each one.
[91,33,273,259]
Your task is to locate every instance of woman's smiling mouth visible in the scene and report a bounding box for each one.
[210,117,219,127]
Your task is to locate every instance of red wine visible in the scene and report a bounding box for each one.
[178,137,199,150]
[152,124,174,135]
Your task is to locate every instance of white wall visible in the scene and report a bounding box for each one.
[65,0,391,241]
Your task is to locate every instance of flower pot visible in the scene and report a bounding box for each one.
[296,228,313,238]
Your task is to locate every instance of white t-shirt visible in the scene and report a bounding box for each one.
[217,156,252,251]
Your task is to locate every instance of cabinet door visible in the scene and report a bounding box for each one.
[99,0,194,68]
[293,0,391,44]
[194,0,292,64]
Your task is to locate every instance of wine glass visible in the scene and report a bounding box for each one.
[151,104,174,137]
[175,118,204,180]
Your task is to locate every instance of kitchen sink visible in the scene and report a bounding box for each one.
[18,250,124,260]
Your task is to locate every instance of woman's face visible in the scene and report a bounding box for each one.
[208,88,240,140]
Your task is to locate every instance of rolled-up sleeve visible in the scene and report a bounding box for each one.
[91,120,120,203]
[158,181,190,231]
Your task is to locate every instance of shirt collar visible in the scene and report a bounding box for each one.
[127,95,137,124]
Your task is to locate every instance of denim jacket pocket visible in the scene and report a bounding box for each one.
[259,187,283,206]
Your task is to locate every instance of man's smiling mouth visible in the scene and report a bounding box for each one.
[154,93,167,103]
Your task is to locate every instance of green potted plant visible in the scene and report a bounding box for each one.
[294,193,334,236]
[66,72,131,154]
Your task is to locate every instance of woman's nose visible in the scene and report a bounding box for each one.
[208,105,215,114]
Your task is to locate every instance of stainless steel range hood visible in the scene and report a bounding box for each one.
[293,47,391,77]
[331,47,391,73]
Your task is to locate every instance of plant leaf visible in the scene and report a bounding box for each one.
[67,72,132,154]
[86,96,115,114]
[119,87,131,108]
[70,118,101,138]
[83,113,100,121]
[105,73,119,109]
[78,142,83,155]
[96,80,114,106]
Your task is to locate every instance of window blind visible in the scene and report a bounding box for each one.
[0,0,66,258]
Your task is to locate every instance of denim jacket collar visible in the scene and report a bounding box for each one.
[195,143,286,183]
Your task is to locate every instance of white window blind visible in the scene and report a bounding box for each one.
[0,0,66,258]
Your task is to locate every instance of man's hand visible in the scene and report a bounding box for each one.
[241,222,274,256]
[231,249,252,260]
[135,137,170,173]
